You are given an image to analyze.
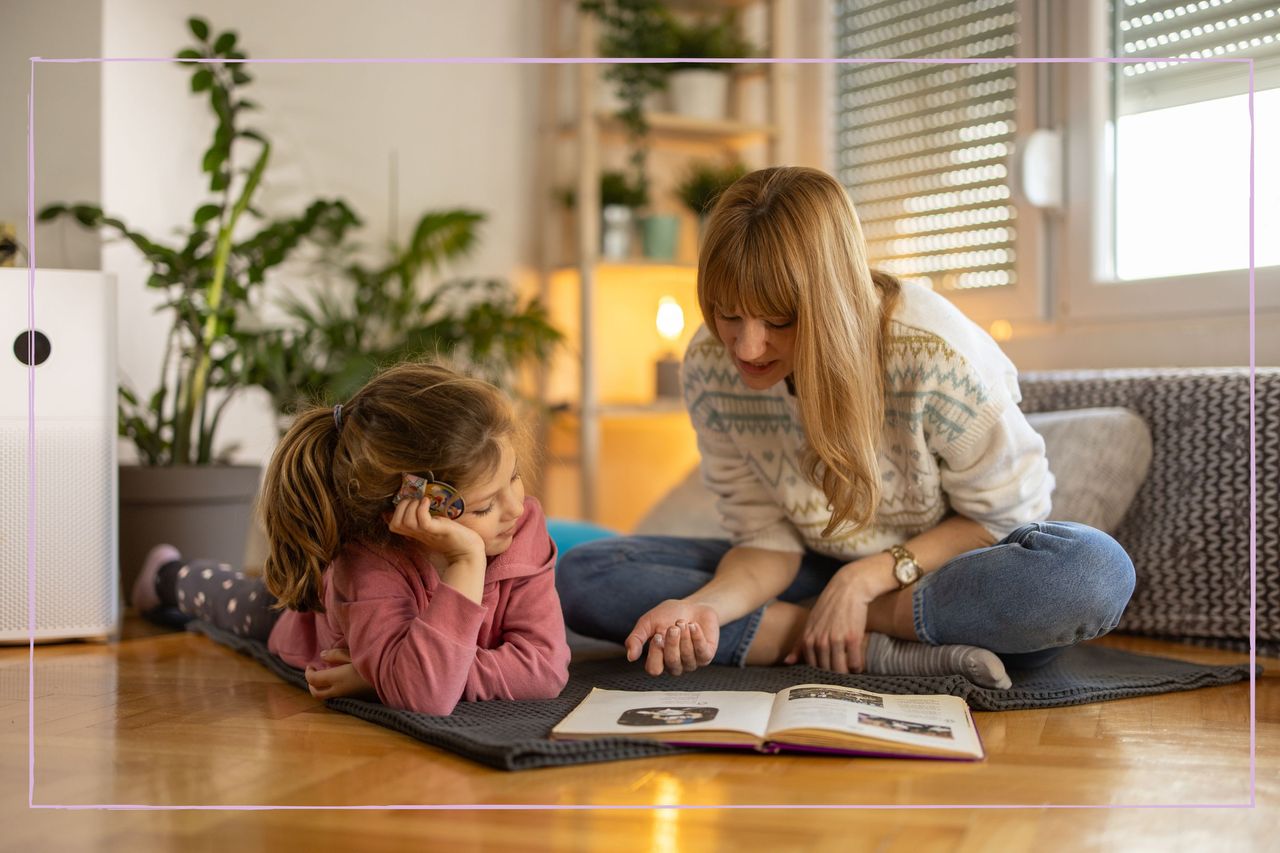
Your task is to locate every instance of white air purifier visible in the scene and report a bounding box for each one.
[0,268,119,642]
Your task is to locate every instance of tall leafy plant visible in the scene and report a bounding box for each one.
[668,12,756,70]
[40,17,358,465]
[243,210,563,417]
[579,0,677,203]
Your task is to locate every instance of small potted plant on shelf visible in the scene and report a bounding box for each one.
[676,159,749,230]
[667,12,757,122]
[579,0,676,218]
[556,170,650,261]
[600,170,649,260]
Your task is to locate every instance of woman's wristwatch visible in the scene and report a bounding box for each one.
[884,544,922,589]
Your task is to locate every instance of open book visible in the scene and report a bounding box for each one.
[551,684,984,760]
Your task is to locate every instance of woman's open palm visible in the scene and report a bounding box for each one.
[625,600,720,676]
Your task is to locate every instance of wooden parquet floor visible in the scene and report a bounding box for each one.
[2,617,1276,852]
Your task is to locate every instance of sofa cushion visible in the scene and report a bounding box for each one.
[1017,368,1277,652]
[1026,407,1152,533]
[633,407,1152,537]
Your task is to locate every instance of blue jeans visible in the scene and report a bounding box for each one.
[556,521,1135,670]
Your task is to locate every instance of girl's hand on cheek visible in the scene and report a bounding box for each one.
[389,498,485,564]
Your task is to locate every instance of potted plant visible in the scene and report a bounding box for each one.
[579,0,677,212]
[561,171,649,261]
[676,159,748,229]
[39,17,360,596]
[241,209,563,421]
[667,13,757,121]
[600,170,648,260]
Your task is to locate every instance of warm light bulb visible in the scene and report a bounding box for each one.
[656,296,685,342]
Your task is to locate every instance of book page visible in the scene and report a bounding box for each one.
[552,688,776,739]
[765,685,981,756]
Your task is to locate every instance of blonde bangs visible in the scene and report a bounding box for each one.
[699,212,801,335]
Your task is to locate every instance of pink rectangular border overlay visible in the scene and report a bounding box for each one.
[24,53,1259,811]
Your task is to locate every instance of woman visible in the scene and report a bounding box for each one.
[557,167,1135,688]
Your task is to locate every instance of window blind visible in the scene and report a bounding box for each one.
[1118,0,1280,114]
[834,0,1022,292]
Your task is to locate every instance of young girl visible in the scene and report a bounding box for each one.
[131,362,570,715]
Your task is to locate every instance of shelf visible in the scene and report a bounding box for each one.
[544,0,791,523]
[560,112,777,146]
[667,0,760,10]
[606,111,777,144]
[552,399,688,418]
[598,400,686,416]
[552,260,697,275]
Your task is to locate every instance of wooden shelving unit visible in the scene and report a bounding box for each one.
[539,0,797,526]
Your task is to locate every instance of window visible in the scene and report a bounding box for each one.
[834,0,1279,329]
[1114,0,1280,280]
[1062,0,1280,321]
[833,0,1048,321]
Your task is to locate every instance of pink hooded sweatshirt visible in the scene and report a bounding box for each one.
[268,496,570,715]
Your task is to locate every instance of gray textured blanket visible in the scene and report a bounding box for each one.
[188,622,1255,771]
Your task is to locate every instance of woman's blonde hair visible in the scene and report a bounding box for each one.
[259,361,533,612]
[698,166,900,537]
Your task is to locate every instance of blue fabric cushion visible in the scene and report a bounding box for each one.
[546,518,618,562]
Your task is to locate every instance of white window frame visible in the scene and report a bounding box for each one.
[1058,0,1280,323]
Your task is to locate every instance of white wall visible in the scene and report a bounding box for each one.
[2,0,102,270]
[1001,311,1270,371]
[98,0,544,465]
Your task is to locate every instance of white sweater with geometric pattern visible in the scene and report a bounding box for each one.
[681,283,1054,560]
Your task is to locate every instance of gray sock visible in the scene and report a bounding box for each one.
[865,632,1012,690]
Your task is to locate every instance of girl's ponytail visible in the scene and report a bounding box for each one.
[260,406,343,612]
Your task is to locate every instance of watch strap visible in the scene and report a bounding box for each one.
[884,544,921,589]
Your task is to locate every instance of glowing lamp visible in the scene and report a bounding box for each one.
[654,296,684,399]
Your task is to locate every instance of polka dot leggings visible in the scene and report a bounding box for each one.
[174,559,280,641]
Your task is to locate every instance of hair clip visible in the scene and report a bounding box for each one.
[393,472,466,520]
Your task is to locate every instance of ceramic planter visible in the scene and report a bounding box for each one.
[601,204,635,260]
[641,214,680,261]
[117,464,262,603]
[669,69,731,121]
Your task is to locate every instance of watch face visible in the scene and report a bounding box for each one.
[894,558,919,585]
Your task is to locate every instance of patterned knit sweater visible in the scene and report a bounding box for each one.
[681,283,1054,560]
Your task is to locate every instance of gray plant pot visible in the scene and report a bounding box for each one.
[117,464,262,606]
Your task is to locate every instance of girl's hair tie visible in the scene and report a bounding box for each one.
[333,403,344,431]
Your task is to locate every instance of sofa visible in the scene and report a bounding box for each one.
[629,368,1278,655]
